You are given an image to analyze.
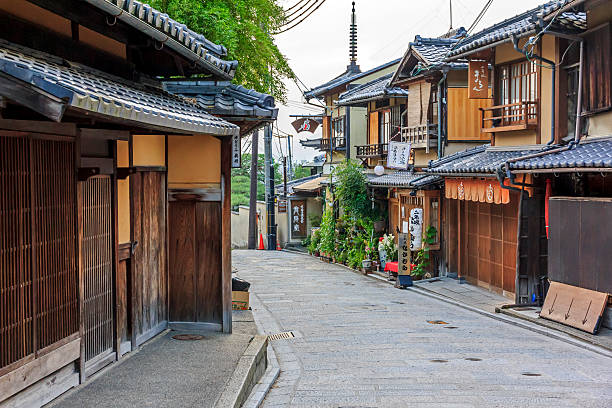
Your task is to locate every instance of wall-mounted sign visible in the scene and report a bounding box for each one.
[386,141,411,169]
[398,233,410,275]
[409,208,423,251]
[231,133,241,168]
[291,117,320,133]
[290,200,307,238]
[278,199,287,213]
[468,60,489,99]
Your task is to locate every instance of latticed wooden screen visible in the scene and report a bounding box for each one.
[81,176,114,362]
[1,135,78,369]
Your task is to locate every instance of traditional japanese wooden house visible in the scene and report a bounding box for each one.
[432,0,588,301]
[0,0,253,405]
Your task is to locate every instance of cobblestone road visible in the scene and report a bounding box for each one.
[233,250,612,408]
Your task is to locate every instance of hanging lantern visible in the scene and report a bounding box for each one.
[374,165,385,176]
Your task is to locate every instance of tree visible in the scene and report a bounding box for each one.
[231,153,282,209]
[292,163,312,179]
[149,0,295,102]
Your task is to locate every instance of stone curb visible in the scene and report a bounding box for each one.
[214,335,269,408]
[241,343,280,408]
[287,250,612,359]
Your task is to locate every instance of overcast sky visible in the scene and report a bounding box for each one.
[266,0,543,162]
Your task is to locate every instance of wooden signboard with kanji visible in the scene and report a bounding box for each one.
[290,200,307,238]
[398,233,410,275]
[468,60,489,99]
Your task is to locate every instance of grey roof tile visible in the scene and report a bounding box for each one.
[447,1,586,59]
[164,80,278,119]
[509,137,612,170]
[369,171,441,188]
[426,144,546,175]
[304,58,400,100]
[0,40,238,136]
[336,73,409,105]
[84,0,237,78]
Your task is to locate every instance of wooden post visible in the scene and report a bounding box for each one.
[221,136,232,333]
[248,131,259,249]
[112,141,120,362]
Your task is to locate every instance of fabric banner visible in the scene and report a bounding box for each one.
[445,178,511,204]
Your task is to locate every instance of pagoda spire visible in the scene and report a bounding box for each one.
[348,1,360,72]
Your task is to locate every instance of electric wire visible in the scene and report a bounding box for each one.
[281,0,321,27]
[284,0,317,20]
[284,0,310,12]
[275,0,327,34]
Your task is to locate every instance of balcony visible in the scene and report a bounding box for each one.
[320,137,346,151]
[356,143,388,159]
[400,123,438,151]
[480,101,538,133]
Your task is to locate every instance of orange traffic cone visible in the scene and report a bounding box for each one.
[276,240,282,251]
[257,233,265,250]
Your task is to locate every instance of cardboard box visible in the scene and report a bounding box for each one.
[232,291,250,310]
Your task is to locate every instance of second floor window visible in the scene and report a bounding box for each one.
[332,117,344,140]
[379,109,390,144]
[498,60,538,123]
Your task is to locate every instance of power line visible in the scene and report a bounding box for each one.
[284,0,310,13]
[285,0,317,20]
[281,0,321,27]
[275,0,327,34]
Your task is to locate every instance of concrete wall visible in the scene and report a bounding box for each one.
[231,201,290,249]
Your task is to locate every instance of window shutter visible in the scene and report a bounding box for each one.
[584,23,611,113]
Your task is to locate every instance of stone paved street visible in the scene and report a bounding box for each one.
[233,250,612,408]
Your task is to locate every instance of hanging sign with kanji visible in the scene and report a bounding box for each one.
[290,200,307,237]
[409,208,423,252]
[231,133,241,168]
[468,60,489,99]
[386,141,411,169]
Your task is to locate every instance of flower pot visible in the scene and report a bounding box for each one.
[362,259,372,269]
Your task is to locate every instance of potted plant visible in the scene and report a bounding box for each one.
[411,226,437,280]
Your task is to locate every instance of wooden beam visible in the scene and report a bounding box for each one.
[220,136,232,333]
[0,338,80,403]
[0,74,67,122]
[0,118,77,136]
[80,128,130,141]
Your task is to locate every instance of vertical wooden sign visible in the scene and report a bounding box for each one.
[290,200,307,237]
[468,60,489,99]
[398,233,410,275]
[231,134,241,168]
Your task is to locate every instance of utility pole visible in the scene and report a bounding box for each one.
[283,157,288,198]
[247,130,259,249]
[264,124,276,250]
[287,133,294,180]
[449,0,453,30]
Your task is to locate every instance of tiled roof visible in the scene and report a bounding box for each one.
[447,1,586,59]
[336,74,409,105]
[83,0,237,79]
[0,40,238,136]
[304,58,400,100]
[426,144,545,175]
[164,80,278,119]
[369,171,440,188]
[509,137,612,170]
[412,35,463,66]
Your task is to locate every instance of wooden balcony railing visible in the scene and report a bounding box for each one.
[399,123,438,152]
[320,137,346,151]
[356,143,388,159]
[480,101,538,133]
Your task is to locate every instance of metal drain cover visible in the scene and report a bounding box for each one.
[268,331,295,341]
[427,320,449,325]
[172,334,204,341]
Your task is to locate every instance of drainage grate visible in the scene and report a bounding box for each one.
[427,320,449,325]
[268,331,295,341]
[172,334,204,341]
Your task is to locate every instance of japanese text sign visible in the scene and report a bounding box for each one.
[468,60,489,99]
[386,141,411,170]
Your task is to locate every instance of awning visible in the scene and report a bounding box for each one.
[444,177,532,204]
[293,176,328,192]
[0,40,239,136]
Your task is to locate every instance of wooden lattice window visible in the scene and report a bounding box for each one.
[498,60,538,122]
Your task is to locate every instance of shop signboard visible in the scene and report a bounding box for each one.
[290,200,307,238]
[398,233,410,275]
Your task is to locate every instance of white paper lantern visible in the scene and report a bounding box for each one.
[374,165,385,176]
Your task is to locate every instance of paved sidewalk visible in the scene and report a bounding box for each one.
[48,312,258,408]
[234,249,612,408]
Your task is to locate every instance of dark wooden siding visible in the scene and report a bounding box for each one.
[80,176,114,362]
[1,135,78,370]
[131,171,167,344]
[549,197,612,294]
[169,201,222,324]
[583,23,611,113]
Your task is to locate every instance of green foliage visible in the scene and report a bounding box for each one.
[333,161,375,220]
[230,153,281,210]
[318,208,335,256]
[292,164,312,180]
[379,234,398,262]
[411,226,438,279]
[308,214,321,228]
[149,0,295,102]
[307,229,320,254]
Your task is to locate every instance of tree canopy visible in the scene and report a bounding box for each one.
[149,0,294,102]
